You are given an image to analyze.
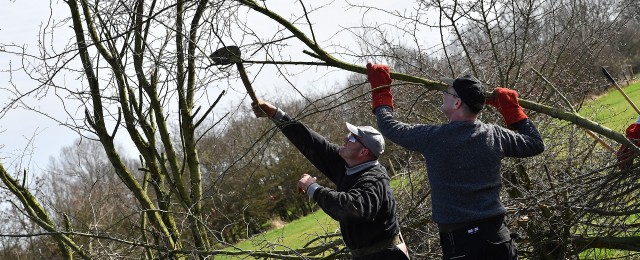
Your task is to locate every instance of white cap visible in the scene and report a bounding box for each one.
[345,122,385,157]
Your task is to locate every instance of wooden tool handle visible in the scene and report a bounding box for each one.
[236,63,259,104]
[602,66,640,115]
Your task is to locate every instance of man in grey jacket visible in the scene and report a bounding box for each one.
[366,63,545,259]
[252,100,409,259]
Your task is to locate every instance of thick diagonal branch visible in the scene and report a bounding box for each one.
[238,0,639,154]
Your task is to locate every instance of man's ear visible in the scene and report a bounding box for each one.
[454,98,463,109]
[359,147,370,158]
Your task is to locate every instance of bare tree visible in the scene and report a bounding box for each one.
[1,0,639,259]
[2,0,264,258]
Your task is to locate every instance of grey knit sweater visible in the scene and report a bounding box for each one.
[375,106,545,224]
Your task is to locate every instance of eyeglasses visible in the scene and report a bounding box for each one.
[347,133,365,146]
[440,89,459,98]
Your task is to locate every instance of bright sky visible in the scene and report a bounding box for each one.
[0,1,439,174]
[0,1,73,173]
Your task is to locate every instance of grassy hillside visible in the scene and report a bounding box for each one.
[580,80,640,132]
[234,209,338,250]
[217,208,340,259]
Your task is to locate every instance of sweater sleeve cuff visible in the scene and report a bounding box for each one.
[375,105,393,114]
[271,108,286,121]
[306,183,320,199]
[509,118,530,130]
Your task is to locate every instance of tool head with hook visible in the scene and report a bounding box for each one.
[210,45,242,65]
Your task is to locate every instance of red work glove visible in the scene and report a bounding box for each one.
[486,87,528,128]
[366,63,393,113]
[616,118,640,170]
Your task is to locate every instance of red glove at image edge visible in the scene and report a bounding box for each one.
[617,123,640,169]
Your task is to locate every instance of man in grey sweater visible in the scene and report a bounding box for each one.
[366,63,545,259]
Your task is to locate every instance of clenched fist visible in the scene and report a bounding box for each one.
[297,174,317,193]
[251,99,277,118]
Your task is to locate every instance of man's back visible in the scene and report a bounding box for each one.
[375,106,544,223]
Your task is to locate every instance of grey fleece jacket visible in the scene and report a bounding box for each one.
[375,106,545,224]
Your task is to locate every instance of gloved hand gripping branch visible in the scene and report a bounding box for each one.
[366,63,394,113]
[485,87,528,128]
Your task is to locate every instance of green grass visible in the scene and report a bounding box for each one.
[543,81,640,162]
[580,81,640,132]
[216,207,339,259]
[217,177,411,259]
[236,210,338,249]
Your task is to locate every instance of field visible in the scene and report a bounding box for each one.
[217,209,339,259]
[580,80,640,131]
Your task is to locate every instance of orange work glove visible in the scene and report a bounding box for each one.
[366,63,393,113]
[486,87,528,128]
[616,118,640,170]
